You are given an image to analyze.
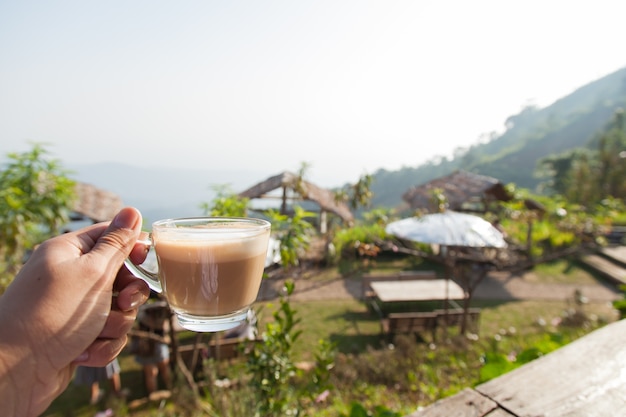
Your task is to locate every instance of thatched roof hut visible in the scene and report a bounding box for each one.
[239,171,354,231]
[402,170,512,213]
[72,182,124,223]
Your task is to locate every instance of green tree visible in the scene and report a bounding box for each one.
[335,173,374,211]
[0,143,76,290]
[266,206,316,269]
[200,184,250,217]
[537,148,593,197]
[537,108,626,206]
[595,109,626,199]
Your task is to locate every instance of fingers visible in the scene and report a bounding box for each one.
[114,273,150,312]
[74,305,139,367]
[99,307,138,339]
[87,207,143,281]
[74,336,128,367]
[95,207,143,256]
[129,231,150,265]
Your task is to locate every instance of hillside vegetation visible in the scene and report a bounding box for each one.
[369,66,626,210]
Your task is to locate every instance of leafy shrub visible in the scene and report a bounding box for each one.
[331,334,482,408]
[331,224,388,275]
[229,280,336,417]
[340,403,402,417]
[612,285,626,319]
[0,143,76,290]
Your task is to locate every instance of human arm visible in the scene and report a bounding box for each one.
[0,207,150,417]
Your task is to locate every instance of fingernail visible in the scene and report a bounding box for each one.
[112,207,140,230]
[75,351,89,363]
[130,291,147,309]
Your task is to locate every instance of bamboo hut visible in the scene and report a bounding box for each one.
[238,171,354,233]
[402,170,512,213]
[71,182,124,223]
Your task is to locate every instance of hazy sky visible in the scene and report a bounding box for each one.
[1,1,625,187]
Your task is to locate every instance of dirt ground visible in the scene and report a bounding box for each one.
[258,268,622,303]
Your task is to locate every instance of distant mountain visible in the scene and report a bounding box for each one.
[67,162,268,223]
[368,66,626,210]
[67,67,626,220]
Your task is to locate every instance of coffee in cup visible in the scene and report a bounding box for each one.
[126,217,271,332]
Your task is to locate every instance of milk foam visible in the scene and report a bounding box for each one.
[154,230,270,263]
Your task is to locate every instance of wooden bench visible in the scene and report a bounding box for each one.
[434,308,481,332]
[361,270,438,300]
[178,337,261,371]
[380,311,439,342]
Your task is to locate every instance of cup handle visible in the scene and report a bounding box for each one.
[124,238,163,293]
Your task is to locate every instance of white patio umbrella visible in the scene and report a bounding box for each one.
[385,211,507,249]
[385,210,507,332]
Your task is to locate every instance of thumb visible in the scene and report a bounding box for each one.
[89,207,143,276]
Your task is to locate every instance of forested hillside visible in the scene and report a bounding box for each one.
[369,66,626,210]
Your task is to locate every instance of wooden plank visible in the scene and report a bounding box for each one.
[371,279,465,302]
[381,312,439,342]
[361,271,438,299]
[484,410,516,417]
[385,312,438,332]
[434,308,481,332]
[405,388,501,417]
[580,253,626,285]
[600,246,626,267]
[476,319,626,417]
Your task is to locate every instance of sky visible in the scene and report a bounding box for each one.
[1,1,625,188]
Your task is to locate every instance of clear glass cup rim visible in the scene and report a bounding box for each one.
[151,216,271,232]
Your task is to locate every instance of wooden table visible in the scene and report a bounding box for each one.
[370,279,465,303]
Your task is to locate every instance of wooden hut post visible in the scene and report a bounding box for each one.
[281,186,288,214]
[320,210,327,234]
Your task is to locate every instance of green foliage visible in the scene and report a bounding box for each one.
[331,334,483,409]
[361,208,395,226]
[200,184,250,217]
[429,187,448,213]
[307,338,336,395]
[332,223,387,259]
[246,280,336,417]
[335,173,375,211]
[0,143,76,289]
[265,206,316,269]
[594,196,626,225]
[537,109,626,207]
[612,285,626,319]
[498,185,614,258]
[478,351,517,383]
[537,148,595,198]
[479,332,571,383]
[331,223,388,275]
[340,403,401,417]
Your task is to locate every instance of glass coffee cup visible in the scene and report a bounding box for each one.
[125,217,271,332]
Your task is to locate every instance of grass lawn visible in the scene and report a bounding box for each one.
[523,258,605,285]
[261,297,619,364]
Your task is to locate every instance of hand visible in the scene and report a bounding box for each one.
[0,207,150,417]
